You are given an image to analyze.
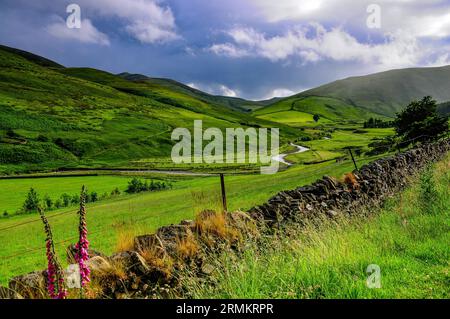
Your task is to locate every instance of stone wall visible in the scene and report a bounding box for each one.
[2,139,449,299]
[249,139,450,226]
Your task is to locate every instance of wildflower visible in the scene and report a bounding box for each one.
[39,207,67,299]
[75,186,90,288]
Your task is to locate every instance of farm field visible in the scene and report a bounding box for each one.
[286,128,394,164]
[0,151,390,285]
[0,175,131,214]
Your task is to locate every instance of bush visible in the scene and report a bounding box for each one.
[111,187,121,196]
[90,192,98,202]
[55,199,62,209]
[22,188,40,213]
[125,177,171,194]
[3,210,8,217]
[60,193,71,207]
[44,195,53,210]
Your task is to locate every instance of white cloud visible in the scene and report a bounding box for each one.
[250,0,450,39]
[427,53,450,67]
[209,24,422,69]
[219,85,238,97]
[263,88,296,100]
[71,0,179,44]
[46,17,110,46]
[208,43,250,58]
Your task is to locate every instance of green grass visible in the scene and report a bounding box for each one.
[0,175,132,214]
[0,153,389,285]
[188,154,450,299]
[286,128,394,164]
[258,111,331,127]
[0,47,301,174]
[254,96,387,122]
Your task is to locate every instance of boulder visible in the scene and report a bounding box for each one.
[9,270,47,299]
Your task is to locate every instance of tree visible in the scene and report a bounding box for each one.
[313,114,320,123]
[394,96,448,145]
[44,195,53,210]
[23,188,40,213]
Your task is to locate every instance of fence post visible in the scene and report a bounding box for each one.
[219,173,227,212]
[348,149,358,171]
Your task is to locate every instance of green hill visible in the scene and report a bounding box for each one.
[117,72,271,112]
[0,45,301,174]
[288,65,450,117]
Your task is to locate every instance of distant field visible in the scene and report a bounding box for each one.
[286,128,394,164]
[257,111,331,126]
[0,175,131,214]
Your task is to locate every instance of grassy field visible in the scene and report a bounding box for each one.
[0,152,391,285]
[0,46,301,174]
[286,128,394,164]
[189,154,450,299]
[0,175,131,214]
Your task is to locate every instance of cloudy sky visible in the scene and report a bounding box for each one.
[1,0,449,100]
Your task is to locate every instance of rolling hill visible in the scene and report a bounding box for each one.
[254,65,450,127]
[273,65,450,117]
[117,72,274,112]
[0,45,301,174]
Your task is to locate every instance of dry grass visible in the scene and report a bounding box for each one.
[343,172,359,190]
[175,233,199,260]
[115,227,140,253]
[194,211,241,243]
[140,245,174,279]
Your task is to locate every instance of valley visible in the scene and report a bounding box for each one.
[0,45,448,291]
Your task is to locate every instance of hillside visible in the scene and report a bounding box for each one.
[117,72,272,112]
[276,65,450,117]
[0,45,301,174]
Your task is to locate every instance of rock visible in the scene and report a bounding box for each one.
[327,210,339,218]
[87,256,112,277]
[111,251,150,275]
[0,285,23,299]
[66,244,106,264]
[201,263,215,275]
[9,271,47,299]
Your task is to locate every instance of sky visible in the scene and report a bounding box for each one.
[0,0,449,100]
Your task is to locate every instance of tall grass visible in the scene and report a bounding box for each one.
[188,155,450,299]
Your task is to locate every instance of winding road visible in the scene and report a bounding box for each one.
[272,143,310,166]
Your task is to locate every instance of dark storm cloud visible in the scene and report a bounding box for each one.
[0,0,449,100]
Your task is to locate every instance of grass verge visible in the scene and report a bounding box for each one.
[188,154,450,299]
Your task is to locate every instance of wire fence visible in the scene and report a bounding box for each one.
[0,133,447,282]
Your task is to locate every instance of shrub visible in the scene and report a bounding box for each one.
[22,188,40,213]
[90,191,98,202]
[60,193,71,207]
[43,195,53,210]
[55,199,62,209]
[3,210,8,217]
[111,187,121,196]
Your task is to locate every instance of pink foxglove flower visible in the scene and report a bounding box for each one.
[39,208,67,299]
[75,186,91,289]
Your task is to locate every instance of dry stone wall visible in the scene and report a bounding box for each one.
[3,139,449,299]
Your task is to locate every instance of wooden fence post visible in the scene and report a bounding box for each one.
[219,173,227,212]
[348,149,358,171]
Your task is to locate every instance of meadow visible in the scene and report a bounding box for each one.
[0,151,391,285]
[189,154,450,299]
